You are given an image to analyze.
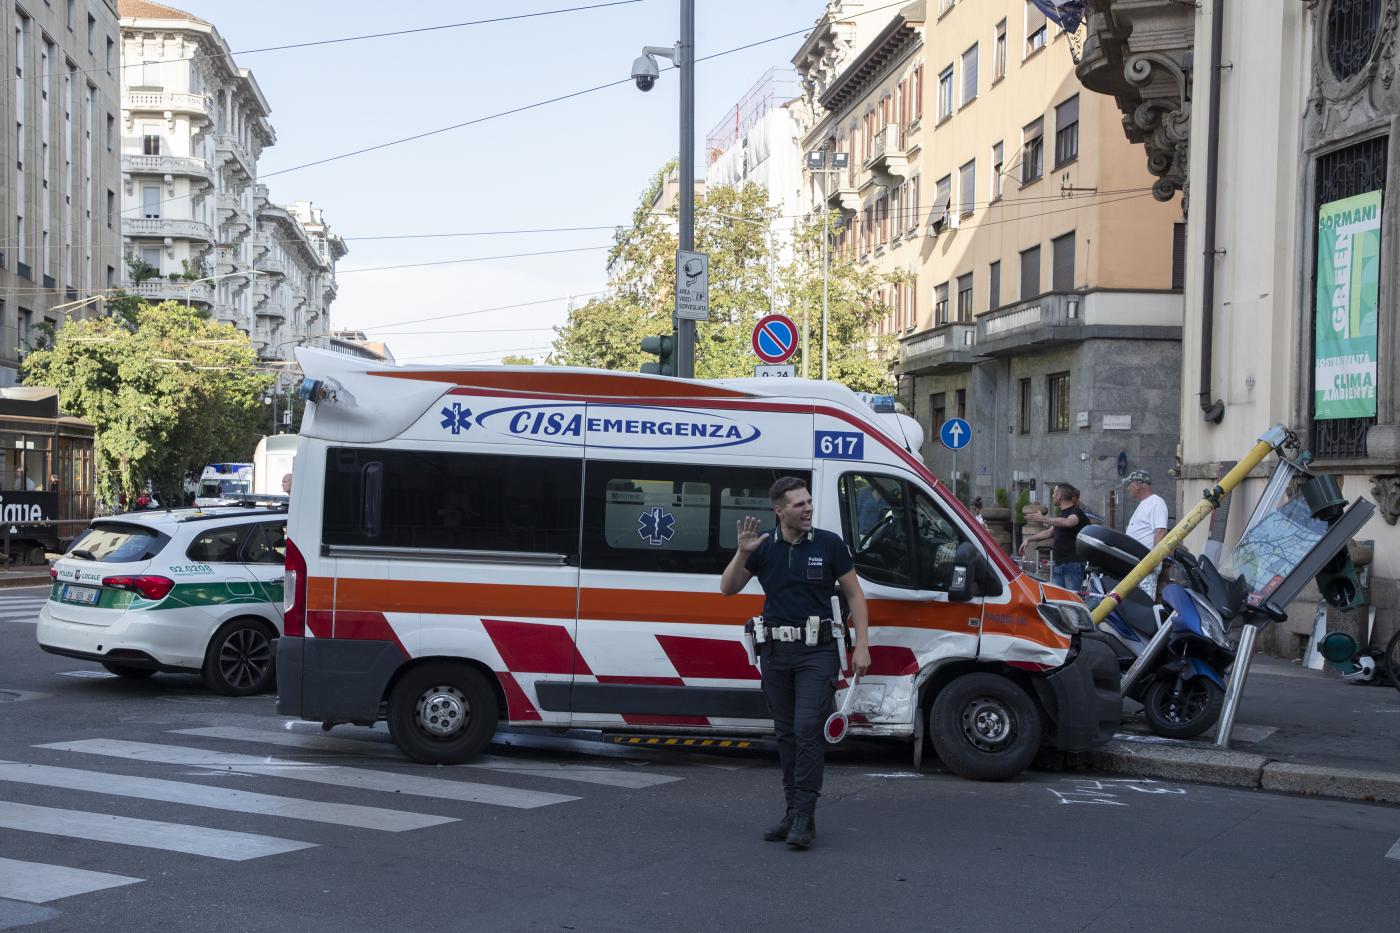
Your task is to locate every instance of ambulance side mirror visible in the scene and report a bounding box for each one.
[947,542,1000,602]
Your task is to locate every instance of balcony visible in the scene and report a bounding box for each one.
[256,301,286,320]
[824,178,861,214]
[255,257,286,276]
[216,192,251,232]
[121,217,214,243]
[975,290,1183,357]
[131,280,213,306]
[122,154,215,190]
[253,184,270,211]
[897,322,979,375]
[862,123,912,189]
[122,90,211,122]
[216,134,255,181]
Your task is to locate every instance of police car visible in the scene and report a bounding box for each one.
[37,504,288,695]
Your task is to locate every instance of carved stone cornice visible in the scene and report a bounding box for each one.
[1078,1,1197,203]
[1372,475,1400,525]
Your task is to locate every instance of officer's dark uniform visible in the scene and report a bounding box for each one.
[745,525,853,818]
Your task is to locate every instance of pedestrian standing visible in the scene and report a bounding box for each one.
[720,476,870,850]
[1125,470,1168,599]
[970,497,987,528]
[1023,484,1088,592]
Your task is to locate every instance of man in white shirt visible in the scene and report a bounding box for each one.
[1125,470,1168,598]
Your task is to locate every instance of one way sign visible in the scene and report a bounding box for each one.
[939,417,971,451]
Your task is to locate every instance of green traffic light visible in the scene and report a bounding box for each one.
[640,333,676,377]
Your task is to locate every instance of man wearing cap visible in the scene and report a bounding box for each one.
[720,476,870,850]
[1126,470,1168,598]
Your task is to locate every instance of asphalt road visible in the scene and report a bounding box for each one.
[2,585,1398,933]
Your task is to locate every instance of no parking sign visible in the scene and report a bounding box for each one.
[752,314,798,365]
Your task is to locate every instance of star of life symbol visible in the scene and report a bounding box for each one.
[638,507,675,546]
[440,402,473,435]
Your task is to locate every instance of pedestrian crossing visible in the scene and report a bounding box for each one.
[0,590,48,626]
[0,723,690,904]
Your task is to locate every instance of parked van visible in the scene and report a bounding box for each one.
[277,348,1121,781]
[252,434,298,496]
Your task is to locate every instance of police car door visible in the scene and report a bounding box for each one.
[835,471,982,673]
[239,519,287,626]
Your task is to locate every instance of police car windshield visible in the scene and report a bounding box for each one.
[201,480,250,496]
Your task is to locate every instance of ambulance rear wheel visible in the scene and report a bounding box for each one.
[388,662,497,765]
[929,673,1042,781]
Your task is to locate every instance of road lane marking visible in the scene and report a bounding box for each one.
[0,760,455,832]
[0,857,141,903]
[173,726,682,789]
[1386,838,1399,861]
[0,800,313,861]
[40,739,579,809]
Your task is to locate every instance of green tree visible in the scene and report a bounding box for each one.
[21,301,272,506]
[499,354,538,366]
[551,169,897,392]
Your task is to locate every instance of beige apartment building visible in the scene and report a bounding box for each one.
[794,0,1183,523]
[0,0,122,386]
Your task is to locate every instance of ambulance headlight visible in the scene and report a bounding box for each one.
[1038,600,1094,635]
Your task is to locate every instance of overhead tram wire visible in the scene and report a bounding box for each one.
[358,291,607,332]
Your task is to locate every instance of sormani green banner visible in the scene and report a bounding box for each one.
[1314,189,1381,420]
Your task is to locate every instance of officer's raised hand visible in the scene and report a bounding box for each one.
[735,515,770,554]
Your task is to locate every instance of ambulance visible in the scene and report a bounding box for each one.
[277,348,1121,781]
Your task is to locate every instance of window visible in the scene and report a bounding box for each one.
[582,461,809,574]
[105,113,113,150]
[1021,118,1044,183]
[912,64,923,119]
[140,245,160,268]
[67,0,74,30]
[186,526,248,564]
[934,282,949,325]
[1171,221,1186,289]
[991,141,1004,201]
[955,388,967,420]
[837,474,970,592]
[1325,0,1383,80]
[66,522,165,563]
[961,44,978,105]
[958,159,976,217]
[1020,244,1041,299]
[930,174,952,232]
[956,273,973,322]
[1025,1,1047,55]
[1051,232,1075,291]
[322,448,582,555]
[241,522,287,565]
[938,65,954,120]
[105,190,113,228]
[142,128,161,155]
[993,19,1007,80]
[1018,378,1032,434]
[989,260,1001,309]
[939,0,955,13]
[1047,372,1070,432]
[930,393,946,437]
[1054,94,1079,167]
[105,36,112,73]
[86,14,94,54]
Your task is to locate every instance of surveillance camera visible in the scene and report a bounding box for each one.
[632,53,659,92]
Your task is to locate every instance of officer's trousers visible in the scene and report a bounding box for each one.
[760,640,839,816]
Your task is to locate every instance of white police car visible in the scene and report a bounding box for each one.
[37,505,287,695]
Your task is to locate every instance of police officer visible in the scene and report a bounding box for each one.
[720,476,870,850]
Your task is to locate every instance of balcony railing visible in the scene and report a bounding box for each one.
[121,217,214,242]
[131,281,213,304]
[862,123,912,187]
[216,135,255,179]
[255,258,286,276]
[899,322,976,367]
[977,292,1084,343]
[122,91,211,119]
[122,154,215,187]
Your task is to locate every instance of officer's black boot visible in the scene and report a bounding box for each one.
[785,813,815,849]
[763,810,795,842]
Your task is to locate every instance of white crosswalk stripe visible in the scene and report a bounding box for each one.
[40,739,581,809]
[171,726,683,789]
[0,800,313,860]
[0,760,457,832]
[0,856,141,904]
[0,593,48,625]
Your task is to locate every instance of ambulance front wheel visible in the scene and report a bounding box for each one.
[928,673,1042,781]
[388,662,498,765]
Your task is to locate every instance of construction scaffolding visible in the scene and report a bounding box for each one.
[704,66,801,166]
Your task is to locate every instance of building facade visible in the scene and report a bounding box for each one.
[1080,0,1399,656]
[117,0,343,366]
[0,0,122,386]
[795,0,1184,526]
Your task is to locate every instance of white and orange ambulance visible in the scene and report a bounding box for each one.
[276,348,1121,781]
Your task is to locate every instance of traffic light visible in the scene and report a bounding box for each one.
[1302,472,1363,609]
[640,333,676,376]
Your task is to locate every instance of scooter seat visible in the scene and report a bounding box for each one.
[1115,589,1159,638]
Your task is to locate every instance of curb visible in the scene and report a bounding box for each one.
[0,575,50,589]
[1066,738,1400,807]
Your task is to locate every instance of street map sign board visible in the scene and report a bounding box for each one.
[753,364,795,378]
[676,250,710,321]
[752,313,798,364]
[939,417,971,450]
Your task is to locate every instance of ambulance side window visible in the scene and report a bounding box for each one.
[912,489,967,590]
[838,474,913,587]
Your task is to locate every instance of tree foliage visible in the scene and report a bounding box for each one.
[551,170,897,391]
[21,301,273,506]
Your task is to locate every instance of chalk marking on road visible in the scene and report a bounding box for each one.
[1386,838,1400,861]
[54,670,116,679]
[172,726,682,789]
[0,760,456,832]
[0,800,314,861]
[864,772,925,779]
[40,739,580,809]
[0,856,141,904]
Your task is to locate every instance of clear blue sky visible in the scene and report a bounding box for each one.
[174,0,822,364]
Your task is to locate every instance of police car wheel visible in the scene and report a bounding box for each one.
[929,673,1042,781]
[388,663,497,765]
[202,619,278,696]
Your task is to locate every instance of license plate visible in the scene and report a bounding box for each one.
[61,584,101,606]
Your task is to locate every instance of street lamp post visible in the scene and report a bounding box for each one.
[804,150,849,380]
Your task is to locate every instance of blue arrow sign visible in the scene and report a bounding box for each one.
[939,417,971,451]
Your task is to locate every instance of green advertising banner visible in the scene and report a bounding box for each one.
[1314,189,1382,420]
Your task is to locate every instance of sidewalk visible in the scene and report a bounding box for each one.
[1066,654,1400,805]
[0,560,52,588]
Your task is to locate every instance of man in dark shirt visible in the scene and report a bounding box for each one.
[1022,483,1088,592]
[720,476,870,850]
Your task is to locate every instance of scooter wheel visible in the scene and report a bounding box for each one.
[1142,675,1224,740]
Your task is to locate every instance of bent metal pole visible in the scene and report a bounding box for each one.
[1089,424,1290,625]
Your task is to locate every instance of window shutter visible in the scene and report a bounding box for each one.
[1020,245,1041,299]
[1051,233,1075,292]
[1171,222,1186,289]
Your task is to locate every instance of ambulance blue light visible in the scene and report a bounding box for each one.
[299,378,324,402]
[856,392,897,413]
